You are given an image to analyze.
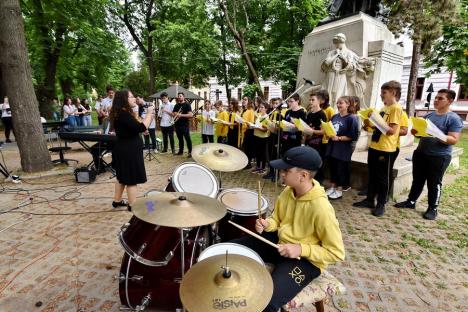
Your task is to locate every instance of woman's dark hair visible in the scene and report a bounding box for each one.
[63,97,71,105]
[72,97,81,106]
[349,96,360,114]
[312,89,330,109]
[229,98,240,112]
[109,90,132,127]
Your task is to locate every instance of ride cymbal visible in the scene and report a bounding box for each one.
[180,254,273,312]
[132,192,226,227]
[191,143,248,172]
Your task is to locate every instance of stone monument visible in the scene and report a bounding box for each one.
[296,12,405,151]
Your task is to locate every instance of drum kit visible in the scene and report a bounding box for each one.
[117,143,273,311]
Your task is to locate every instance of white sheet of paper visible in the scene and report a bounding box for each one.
[369,111,391,134]
[426,119,448,142]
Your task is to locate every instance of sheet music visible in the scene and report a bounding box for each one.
[426,119,448,142]
[369,111,391,134]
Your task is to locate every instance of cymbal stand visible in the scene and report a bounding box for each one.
[144,145,160,163]
[179,227,187,312]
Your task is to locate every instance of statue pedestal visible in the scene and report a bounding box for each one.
[297,12,405,151]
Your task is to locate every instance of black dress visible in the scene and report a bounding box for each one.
[112,111,147,185]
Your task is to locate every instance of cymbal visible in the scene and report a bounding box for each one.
[180,254,273,312]
[191,143,248,172]
[132,192,226,227]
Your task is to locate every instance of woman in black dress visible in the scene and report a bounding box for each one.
[109,90,154,210]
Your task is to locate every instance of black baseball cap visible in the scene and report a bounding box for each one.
[270,146,322,172]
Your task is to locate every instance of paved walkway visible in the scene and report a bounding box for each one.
[0,141,466,311]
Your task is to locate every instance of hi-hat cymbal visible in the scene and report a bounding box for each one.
[132,192,226,227]
[191,143,248,172]
[180,254,273,312]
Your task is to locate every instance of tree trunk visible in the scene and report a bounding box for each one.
[406,42,421,117]
[147,54,156,95]
[59,78,73,97]
[219,14,231,102]
[238,33,264,99]
[0,0,52,172]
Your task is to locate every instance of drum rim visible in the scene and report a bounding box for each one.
[144,189,163,197]
[217,187,269,214]
[198,242,265,265]
[172,162,219,198]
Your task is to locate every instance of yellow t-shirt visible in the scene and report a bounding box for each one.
[241,108,255,133]
[265,182,345,270]
[397,111,409,148]
[322,106,335,144]
[215,110,229,137]
[369,103,403,152]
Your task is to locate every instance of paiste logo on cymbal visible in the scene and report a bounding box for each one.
[212,298,247,309]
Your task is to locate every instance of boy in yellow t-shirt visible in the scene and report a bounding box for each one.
[232,146,345,312]
[353,81,403,217]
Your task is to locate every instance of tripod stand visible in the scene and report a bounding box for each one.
[144,145,160,162]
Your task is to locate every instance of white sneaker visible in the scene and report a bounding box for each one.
[329,189,343,200]
[326,187,336,196]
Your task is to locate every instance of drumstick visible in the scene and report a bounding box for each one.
[257,181,262,220]
[228,220,301,260]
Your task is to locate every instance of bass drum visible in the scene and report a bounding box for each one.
[118,216,211,310]
[164,162,219,198]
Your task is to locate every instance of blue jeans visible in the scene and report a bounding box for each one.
[65,116,77,128]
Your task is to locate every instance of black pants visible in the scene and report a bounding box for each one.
[2,117,13,140]
[407,149,451,208]
[143,128,156,149]
[307,143,324,183]
[255,136,268,169]
[175,125,192,153]
[217,136,227,144]
[231,232,321,312]
[161,126,175,152]
[227,126,239,148]
[366,148,393,206]
[329,156,350,188]
[243,129,255,162]
[388,148,400,198]
[202,134,214,143]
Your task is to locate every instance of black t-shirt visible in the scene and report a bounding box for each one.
[173,102,192,127]
[306,110,326,145]
[284,108,306,133]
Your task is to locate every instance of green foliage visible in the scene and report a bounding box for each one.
[123,68,151,97]
[241,84,260,98]
[424,0,468,85]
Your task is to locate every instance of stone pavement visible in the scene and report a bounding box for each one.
[0,143,466,312]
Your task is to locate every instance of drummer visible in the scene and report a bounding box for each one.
[232,145,345,312]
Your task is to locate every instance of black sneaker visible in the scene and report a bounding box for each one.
[244,163,252,170]
[262,172,274,179]
[112,200,128,208]
[372,203,385,217]
[5,139,11,143]
[394,200,416,209]
[357,190,367,196]
[423,207,438,220]
[176,151,183,155]
[187,153,192,158]
[352,199,375,208]
[161,149,168,153]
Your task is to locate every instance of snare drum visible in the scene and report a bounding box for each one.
[216,188,269,242]
[198,243,264,266]
[165,162,219,198]
[118,216,210,310]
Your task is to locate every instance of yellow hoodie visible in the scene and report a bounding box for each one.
[265,181,345,270]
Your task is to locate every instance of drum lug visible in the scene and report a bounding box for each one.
[137,243,147,255]
[135,294,151,311]
[129,275,143,282]
[114,273,126,282]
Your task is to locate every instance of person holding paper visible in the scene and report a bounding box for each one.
[394,89,463,220]
[253,102,270,174]
[281,93,307,154]
[214,100,229,143]
[326,96,360,199]
[353,81,403,217]
[263,98,283,181]
[242,98,256,169]
[200,100,216,143]
[305,92,327,182]
[227,98,242,148]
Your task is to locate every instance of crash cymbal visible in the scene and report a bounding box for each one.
[191,143,248,172]
[132,192,226,227]
[180,254,273,312]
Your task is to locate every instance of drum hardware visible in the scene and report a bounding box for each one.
[135,294,151,311]
[114,273,126,282]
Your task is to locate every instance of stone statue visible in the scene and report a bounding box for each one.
[328,0,381,18]
[320,33,375,109]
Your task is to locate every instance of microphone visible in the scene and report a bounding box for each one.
[303,78,316,86]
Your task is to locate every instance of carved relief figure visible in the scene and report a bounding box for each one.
[320,33,375,108]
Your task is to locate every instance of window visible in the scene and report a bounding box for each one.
[215,89,220,101]
[263,86,270,100]
[204,91,207,99]
[458,84,468,100]
[238,88,242,100]
[415,77,425,100]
